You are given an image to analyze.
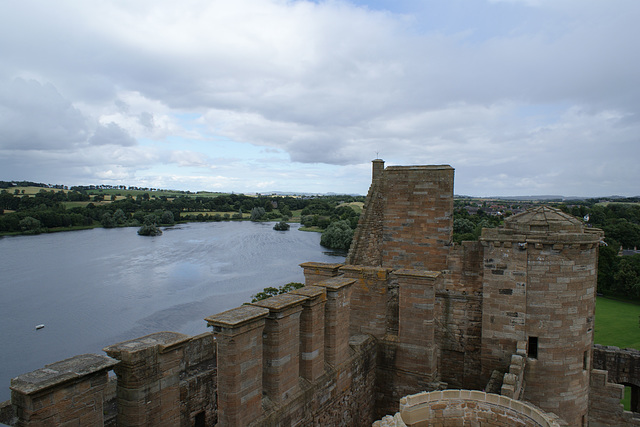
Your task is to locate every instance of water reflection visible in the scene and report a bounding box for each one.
[0,222,343,401]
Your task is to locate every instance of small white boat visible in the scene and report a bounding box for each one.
[35,324,45,330]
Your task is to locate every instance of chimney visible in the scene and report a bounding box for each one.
[372,159,385,181]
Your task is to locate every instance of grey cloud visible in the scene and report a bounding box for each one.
[138,112,155,129]
[89,122,137,147]
[1,1,639,196]
[0,78,89,150]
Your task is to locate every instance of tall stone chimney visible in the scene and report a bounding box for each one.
[372,158,385,181]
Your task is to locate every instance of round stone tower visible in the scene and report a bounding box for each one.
[480,206,603,426]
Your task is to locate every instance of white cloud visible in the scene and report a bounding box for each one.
[0,0,638,196]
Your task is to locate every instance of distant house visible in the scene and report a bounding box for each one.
[619,246,640,256]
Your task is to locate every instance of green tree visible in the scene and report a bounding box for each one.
[454,218,475,234]
[320,220,354,250]
[137,214,162,236]
[273,221,290,231]
[113,209,127,225]
[250,207,266,221]
[597,243,619,294]
[160,210,175,225]
[101,212,116,228]
[613,255,640,298]
[251,282,304,302]
[20,216,42,234]
[279,204,291,218]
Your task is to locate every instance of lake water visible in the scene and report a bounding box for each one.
[0,221,344,402]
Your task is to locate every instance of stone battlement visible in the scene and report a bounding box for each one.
[2,160,638,427]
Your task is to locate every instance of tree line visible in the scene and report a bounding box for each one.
[0,188,363,247]
[454,200,640,300]
[558,202,640,299]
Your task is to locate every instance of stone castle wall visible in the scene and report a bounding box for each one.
[589,369,640,427]
[347,162,454,272]
[5,160,640,427]
[438,241,484,390]
[480,208,602,426]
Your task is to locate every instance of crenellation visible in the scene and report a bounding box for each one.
[6,161,637,427]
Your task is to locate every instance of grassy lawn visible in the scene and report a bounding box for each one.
[594,296,640,350]
[595,296,640,411]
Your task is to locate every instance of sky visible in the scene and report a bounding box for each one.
[1,0,639,197]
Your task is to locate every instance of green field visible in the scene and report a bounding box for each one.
[83,188,227,198]
[595,296,640,411]
[5,186,69,196]
[337,201,364,213]
[594,297,640,350]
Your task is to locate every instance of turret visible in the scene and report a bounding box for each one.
[480,206,603,425]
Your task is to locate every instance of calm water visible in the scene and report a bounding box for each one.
[0,222,343,401]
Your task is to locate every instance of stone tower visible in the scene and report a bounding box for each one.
[346,160,454,271]
[480,206,603,426]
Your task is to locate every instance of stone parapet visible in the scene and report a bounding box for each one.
[373,390,566,426]
[589,369,640,427]
[254,334,378,426]
[299,262,344,286]
[313,277,355,369]
[593,344,640,413]
[206,305,269,427]
[340,264,393,338]
[103,331,190,427]
[10,353,118,427]
[180,332,218,426]
[251,293,307,403]
[0,399,14,426]
[291,285,327,382]
[593,344,640,387]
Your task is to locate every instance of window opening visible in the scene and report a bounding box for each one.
[528,336,538,359]
[194,411,205,427]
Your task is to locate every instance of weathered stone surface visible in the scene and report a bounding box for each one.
[589,369,640,427]
[375,390,566,426]
[10,354,118,427]
[11,354,118,396]
[6,160,630,427]
[346,163,454,272]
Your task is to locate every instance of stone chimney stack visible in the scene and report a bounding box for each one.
[372,159,385,181]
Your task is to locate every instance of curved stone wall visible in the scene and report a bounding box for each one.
[373,390,564,427]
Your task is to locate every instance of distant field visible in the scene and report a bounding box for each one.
[594,296,640,350]
[596,201,640,207]
[84,189,228,199]
[3,186,69,196]
[62,200,115,208]
[338,201,364,213]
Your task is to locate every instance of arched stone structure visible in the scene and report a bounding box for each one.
[373,390,564,426]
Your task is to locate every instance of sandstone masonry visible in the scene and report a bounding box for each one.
[3,159,639,427]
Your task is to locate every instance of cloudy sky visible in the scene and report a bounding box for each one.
[1,0,638,197]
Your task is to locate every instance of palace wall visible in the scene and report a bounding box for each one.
[346,162,454,272]
[5,160,640,427]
